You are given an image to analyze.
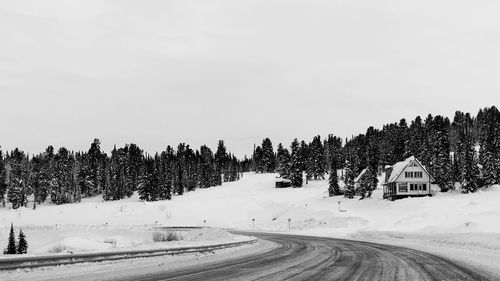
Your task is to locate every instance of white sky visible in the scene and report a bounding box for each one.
[1,0,499,157]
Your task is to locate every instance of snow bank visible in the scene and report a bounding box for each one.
[0,227,247,256]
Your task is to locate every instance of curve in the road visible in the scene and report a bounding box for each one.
[123,232,494,281]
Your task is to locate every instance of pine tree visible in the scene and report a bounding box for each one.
[408,116,427,162]
[16,229,28,254]
[4,223,16,255]
[395,119,408,161]
[253,146,264,173]
[289,139,303,187]
[138,156,157,201]
[6,149,29,209]
[343,158,356,199]
[306,136,326,180]
[356,166,378,199]
[328,156,341,196]
[88,139,103,196]
[159,147,175,198]
[299,141,309,177]
[428,116,454,192]
[452,112,479,193]
[51,147,76,205]
[477,107,500,186]
[364,127,380,198]
[215,140,227,183]
[127,144,144,196]
[261,138,276,173]
[0,149,7,207]
[325,135,343,172]
[276,143,291,179]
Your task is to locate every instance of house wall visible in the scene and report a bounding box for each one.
[394,163,431,196]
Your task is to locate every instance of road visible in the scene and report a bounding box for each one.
[118,231,494,281]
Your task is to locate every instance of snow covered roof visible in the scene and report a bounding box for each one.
[354,168,367,183]
[384,156,434,184]
[276,178,292,183]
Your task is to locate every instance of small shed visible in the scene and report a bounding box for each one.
[383,156,434,201]
[275,179,292,188]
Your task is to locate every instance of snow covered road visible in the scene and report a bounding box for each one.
[98,232,496,281]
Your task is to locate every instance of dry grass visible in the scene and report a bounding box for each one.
[152,231,182,242]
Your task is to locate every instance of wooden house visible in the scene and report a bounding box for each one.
[383,156,434,201]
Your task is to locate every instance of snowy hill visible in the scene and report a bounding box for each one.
[2,172,500,235]
[1,172,500,273]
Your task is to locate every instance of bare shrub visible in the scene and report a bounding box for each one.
[48,244,67,253]
[152,231,182,242]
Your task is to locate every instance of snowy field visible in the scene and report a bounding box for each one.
[1,172,500,275]
[0,226,249,256]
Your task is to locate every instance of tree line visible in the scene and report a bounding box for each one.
[0,139,246,209]
[251,106,500,199]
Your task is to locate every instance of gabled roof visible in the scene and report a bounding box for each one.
[384,156,434,184]
[354,168,367,183]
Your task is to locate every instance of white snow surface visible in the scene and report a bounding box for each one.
[1,172,500,274]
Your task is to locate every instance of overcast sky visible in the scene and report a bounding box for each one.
[1,0,499,157]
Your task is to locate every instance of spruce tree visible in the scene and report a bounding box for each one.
[127,144,144,196]
[253,146,264,173]
[343,158,356,199]
[395,119,408,161]
[261,138,276,173]
[139,156,156,201]
[88,139,103,196]
[325,135,343,172]
[4,223,16,255]
[428,116,454,192]
[328,157,341,196]
[306,136,326,180]
[452,112,479,193]
[16,229,28,254]
[356,167,378,199]
[0,149,7,207]
[300,141,311,183]
[364,127,380,198]
[289,139,303,187]
[158,151,173,199]
[408,116,427,162]
[477,107,500,186]
[6,148,29,209]
[215,141,227,183]
[276,143,291,179]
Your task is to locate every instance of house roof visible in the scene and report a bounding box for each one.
[276,178,292,183]
[385,156,434,184]
[354,168,367,183]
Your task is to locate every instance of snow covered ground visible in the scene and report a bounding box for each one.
[1,172,500,274]
[0,226,249,257]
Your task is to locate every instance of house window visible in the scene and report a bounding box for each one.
[422,184,427,191]
[415,172,423,178]
[405,172,414,178]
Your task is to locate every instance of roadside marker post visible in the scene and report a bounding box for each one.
[252,218,255,231]
[288,218,291,230]
[338,201,342,212]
